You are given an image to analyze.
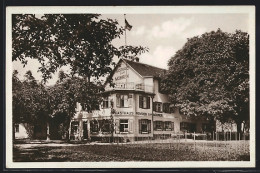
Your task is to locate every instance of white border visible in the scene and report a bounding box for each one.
[6,6,256,168]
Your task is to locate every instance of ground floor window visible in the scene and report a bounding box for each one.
[180,122,196,133]
[139,119,151,134]
[165,121,174,131]
[154,121,164,131]
[90,120,99,133]
[101,119,111,133]
[202,123,213,132]
[15,124,19,133]
[71,121,79,135]
[120,119,129,132]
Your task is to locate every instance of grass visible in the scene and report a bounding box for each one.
[13,141,250,162]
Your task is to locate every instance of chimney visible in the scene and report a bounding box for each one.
[135,57,139,62]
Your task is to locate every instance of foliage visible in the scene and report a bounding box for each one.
[13,70,51,124]
[117,45,149,60]
[161,29,249,131]
[12,14,148,82]
[47,71,104,136]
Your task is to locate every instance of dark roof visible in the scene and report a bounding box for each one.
[123,59,167,78]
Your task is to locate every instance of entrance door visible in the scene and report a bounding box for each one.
[83,121,88,139]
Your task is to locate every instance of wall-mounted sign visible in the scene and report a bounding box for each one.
[115,74,129,81]
[115,111,134,115]
[136,112,163,117]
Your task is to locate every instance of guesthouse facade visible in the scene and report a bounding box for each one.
[69,58,212,141]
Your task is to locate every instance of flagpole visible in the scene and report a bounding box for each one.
[124,14,127,46]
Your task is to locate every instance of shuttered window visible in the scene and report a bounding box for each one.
[116,94,132,108]
[154,102,163,112]
[163,103,170,113]
[139,119,151,134]
[139,95,150,109]
[120,119,129,132]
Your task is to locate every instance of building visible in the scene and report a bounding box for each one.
[69,58,213,142]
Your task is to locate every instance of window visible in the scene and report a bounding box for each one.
[116,94,132,108]
[202,123,213,132]
[103,97,109,108]
[101,119,111,133]
[139,119,151,134]
[71,121,79,135]
[139,96,150,109]
[90,120,99,133]
[153,102,163,112]
[163,103,170,113]
[154,121,164,131]
[15,124,19,133]
[120,119,129,132]
[165,121,174,131]
[180,122,196,133]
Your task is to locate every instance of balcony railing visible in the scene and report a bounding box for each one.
[105,82,154,93]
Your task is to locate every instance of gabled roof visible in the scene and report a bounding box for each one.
[104,58,167,85]
[122,59,166,78]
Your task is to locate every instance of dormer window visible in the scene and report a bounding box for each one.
[153,102,163,112]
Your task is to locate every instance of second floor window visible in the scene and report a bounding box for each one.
[139,96,150,109]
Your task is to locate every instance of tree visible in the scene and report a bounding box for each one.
[12,14,148,82]
[161,29,249,134]
[12,70,51,139]
[48,72,104,139]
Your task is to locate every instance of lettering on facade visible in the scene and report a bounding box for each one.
[136,112,163,117]
[116,111,134,115]
[115,74,129,81]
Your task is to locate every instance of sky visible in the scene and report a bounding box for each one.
[12,13,249,85]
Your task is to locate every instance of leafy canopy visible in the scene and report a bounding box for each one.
[161,29,249,127]
[12,14,148,82]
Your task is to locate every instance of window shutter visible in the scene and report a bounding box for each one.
[116,94,120,107]
[128,94,132,107]
[108,98,110,108]
[115,119,120,134]
[139,119,142,134]
[139,96,143,108]
[148,120,151,133]
[147,97,150,109]
[153,102,156,111]
[162,121,165,131]
[162,103,165,112]
[171,122,174,131]
[129,119,133,133]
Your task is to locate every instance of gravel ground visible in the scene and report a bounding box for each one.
[13,140,250,162]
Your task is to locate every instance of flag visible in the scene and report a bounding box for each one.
[125,19,132,31]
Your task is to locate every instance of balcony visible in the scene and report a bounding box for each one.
[105,82,154,93]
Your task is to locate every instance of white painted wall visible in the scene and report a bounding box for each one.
[15,123,29,139]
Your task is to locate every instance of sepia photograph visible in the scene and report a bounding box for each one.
[6,6,255,168]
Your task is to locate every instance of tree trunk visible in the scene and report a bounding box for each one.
[236,121,242,140]
[13,122,15,142]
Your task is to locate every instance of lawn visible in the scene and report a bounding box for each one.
[13,141,250,162]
